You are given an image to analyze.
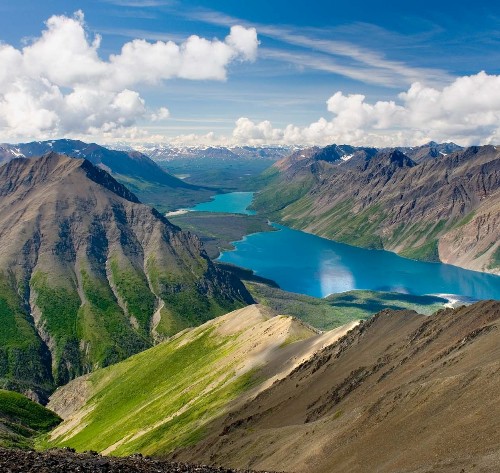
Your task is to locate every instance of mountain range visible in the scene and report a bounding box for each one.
[0,140,215,210]
[251,142,499,274]
[0,153,251,401]
[45,300,500,473]
[0,137,497,473]
[109,144,296,162]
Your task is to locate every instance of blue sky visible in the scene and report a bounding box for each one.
[0,0,500,145]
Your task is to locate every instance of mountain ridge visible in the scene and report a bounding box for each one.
[46,304,354,456]
[251,143,500,273]
[0,153,252,401]
[175,300,500,473]
[0,139,216,211]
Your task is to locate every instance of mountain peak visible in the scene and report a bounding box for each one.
[388,149,415,167]
[0,153,252,398]
[370,148,416,169]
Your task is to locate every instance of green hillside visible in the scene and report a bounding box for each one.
[246,282,447,331]
[0,389,61,449]
[45,305,316,456]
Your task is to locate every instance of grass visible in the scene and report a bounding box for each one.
[146,256,245,338]
[31,272,82,385]
[400,239,440,262]
[109,259,156,334]
[46,323,266,456]
[169,212,275,259]
[246,282,447,331]
[487,245,500,270]
[0,389,61,449]
[0,273,53,395]
[251,174,316,216]
[78,269,150,369]
[282,199,387,250]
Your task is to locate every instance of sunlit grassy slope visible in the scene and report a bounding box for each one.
[45,305,321,456]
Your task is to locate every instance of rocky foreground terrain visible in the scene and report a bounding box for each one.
[0,448,273,473]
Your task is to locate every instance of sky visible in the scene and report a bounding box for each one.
[0,0,500,146]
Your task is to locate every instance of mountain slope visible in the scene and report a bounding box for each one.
[0,389,61,449]
[0,140,213,210]
[46,305,356,456]
[178,300,500,473]
[0,153,251,400]
[252,144,500,273]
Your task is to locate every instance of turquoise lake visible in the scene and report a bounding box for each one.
[191,192,500,300]
[219,224,500,299]
[189,192,256,215]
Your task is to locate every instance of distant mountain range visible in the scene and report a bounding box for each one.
[108,143,297,162]
[0,139,191,187]
[252,142,500,274]
[0,153,252,400]
[0,140,215,210]
[393,141,463,162]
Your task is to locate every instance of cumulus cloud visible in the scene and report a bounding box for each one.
[0,11,258,141]
[214,72,500,147]
[150,107,170,121]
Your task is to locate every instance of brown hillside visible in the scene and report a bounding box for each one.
[0,153,251,399]
[177,300,500,473]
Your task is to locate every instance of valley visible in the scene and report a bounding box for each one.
[0,142,498,473]
[1,3,499,472]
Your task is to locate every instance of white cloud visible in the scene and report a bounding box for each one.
[187,8,451,87]
[0,11,258,141]
[150,107,170,121]
[177,71,499,147]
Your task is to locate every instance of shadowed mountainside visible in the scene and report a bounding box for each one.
[0,389,61,449]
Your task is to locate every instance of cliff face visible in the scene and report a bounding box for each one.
[0,153,252,400]
[252,144,500,273]
[179,300,500,473]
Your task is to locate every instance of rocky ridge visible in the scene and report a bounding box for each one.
[0,448,276,473]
